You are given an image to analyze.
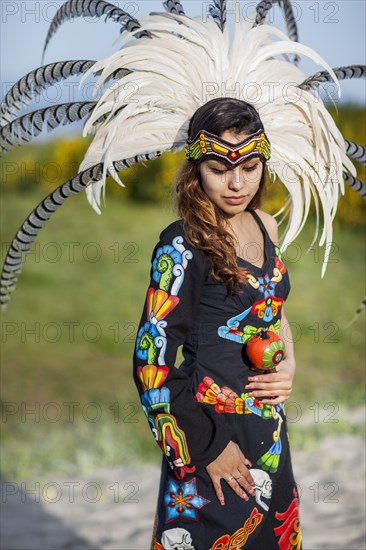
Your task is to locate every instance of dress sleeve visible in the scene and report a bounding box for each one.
[132,222,233,477]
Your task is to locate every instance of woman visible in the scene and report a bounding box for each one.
[0,3,361,547]
[133,97,301,550]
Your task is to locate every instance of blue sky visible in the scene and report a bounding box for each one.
[1,0,365,109]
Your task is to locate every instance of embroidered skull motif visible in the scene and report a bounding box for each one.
[161,527,195,549]
[249,468,272,511]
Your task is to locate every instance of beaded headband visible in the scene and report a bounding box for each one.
[185,129,271,166]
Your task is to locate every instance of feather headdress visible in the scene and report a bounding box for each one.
[1,0,365,310]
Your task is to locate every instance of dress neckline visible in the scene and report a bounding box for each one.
[236,210,271,272]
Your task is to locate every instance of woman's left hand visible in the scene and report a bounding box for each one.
[244,359,295,405]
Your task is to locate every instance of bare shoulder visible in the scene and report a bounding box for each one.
[254,209,279,245]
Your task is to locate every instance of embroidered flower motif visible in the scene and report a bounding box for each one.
[146,288,180,321]
[137,364,169,391]
[164,477,210,522]
[196,376,244,414]
[257,273,277,298]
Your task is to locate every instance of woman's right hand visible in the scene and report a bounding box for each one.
[206,441,256,506]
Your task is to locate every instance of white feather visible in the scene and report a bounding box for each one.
[76,10,355,276]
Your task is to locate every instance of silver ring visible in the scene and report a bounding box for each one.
[226,475,234,482]
[235,473,243,480]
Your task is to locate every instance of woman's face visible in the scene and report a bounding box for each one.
[198,130,263,219]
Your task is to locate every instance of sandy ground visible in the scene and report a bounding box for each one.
[1,413,365,550]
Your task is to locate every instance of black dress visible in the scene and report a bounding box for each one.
[132,211,302,550]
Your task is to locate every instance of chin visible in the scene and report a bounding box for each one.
[221,204,248,217]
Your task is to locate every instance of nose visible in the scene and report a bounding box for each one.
[227,166,244,189]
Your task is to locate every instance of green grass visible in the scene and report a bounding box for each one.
[287,412,365,453]
[1,188,365,479]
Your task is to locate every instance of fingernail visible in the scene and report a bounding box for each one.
[249,488,256,496]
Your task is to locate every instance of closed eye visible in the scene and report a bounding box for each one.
[208,163,259,174]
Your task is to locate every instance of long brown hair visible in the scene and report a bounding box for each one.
[173,98,268,294]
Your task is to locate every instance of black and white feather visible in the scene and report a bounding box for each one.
[42,0,151,63]
[343,172,366,200]
[344,297,366,330]
[0,61,96,126]
[0,163,103,308]
[163,0,185,15]
[0,150,163,308]
[0,101,97,153]
[209,1,227,31]
[345,140,366,166]
[281,0,298,42]
[253,0,300,59]
[281,0,299,63]
[300,65,366,91]
[254,0,277,26]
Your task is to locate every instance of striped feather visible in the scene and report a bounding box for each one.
[0,150,163,309]
[343,297,366,329]
[299,65,366,90]
[355,298,366,316]
[0,60,96,126]
[209,1,227,31]
[255,0,299,59]
[282,0,299,63]
[0,163,102,310]
[0,101,97,153]
[114,151,162,172]
[42,0,151,62]
[254,0,277,26]
[345,140,366,166]
[343,171,366,200]
[282,0,298,42]
[108,67,131,81]
[163,0,185,15]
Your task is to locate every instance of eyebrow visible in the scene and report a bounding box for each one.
[206,161,228,169]
[206,158,260,169]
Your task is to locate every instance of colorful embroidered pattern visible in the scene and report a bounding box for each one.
[218,255,287,344]
[209,507,263,549]
[135,235,196,479]
[274,487,302,549]
[164,477,210,522]
[185,129,271,165]
[196,376,283,472]
[219,318,281,345]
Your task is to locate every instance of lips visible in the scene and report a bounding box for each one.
[224,196,247,204]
